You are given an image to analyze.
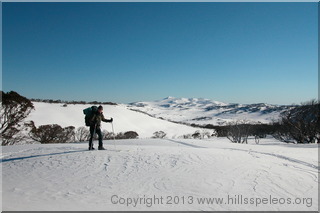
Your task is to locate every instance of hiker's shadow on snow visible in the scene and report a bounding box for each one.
[1,150,86,163]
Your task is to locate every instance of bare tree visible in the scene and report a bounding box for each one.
[102,129,115,140]
[1,91,35,145]
[75,127,90,142]
[226,120,251,144]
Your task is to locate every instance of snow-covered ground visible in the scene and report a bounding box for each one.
[1,137,318,211]
[27,102,203,139]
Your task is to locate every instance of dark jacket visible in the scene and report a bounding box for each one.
[91,112,112,127]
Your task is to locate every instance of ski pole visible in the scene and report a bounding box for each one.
[111,121,115,150]
[111,122,115,140]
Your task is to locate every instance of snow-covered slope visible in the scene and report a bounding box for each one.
[128,97,294,125]
[1,138,318,211]
[27,102,203,139]
[25,97,294,140]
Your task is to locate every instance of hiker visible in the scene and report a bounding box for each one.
[89,105,113,150]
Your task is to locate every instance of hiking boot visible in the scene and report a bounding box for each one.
[89,146,95,150]
[98,146,105,150]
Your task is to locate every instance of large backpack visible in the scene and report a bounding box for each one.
[83,106,98,126]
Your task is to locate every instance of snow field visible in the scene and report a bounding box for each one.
[1,138,318,211]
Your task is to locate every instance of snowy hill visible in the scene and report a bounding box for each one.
[1,138,318,211]
[27,102,203,139]
[128,97,294,125]
[25,97,294,140]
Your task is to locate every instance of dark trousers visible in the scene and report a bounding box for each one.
[89,125,103,148]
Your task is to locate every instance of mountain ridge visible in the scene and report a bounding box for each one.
[128,96,296,126]
[28,96,297,126]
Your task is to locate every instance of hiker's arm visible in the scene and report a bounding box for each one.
[102,114,113,123]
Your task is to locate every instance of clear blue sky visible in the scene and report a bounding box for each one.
[3,2,318,104]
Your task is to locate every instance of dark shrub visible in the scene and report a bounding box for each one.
[152,131,167,139]
[30,124,75,143]
[124,131,139,139]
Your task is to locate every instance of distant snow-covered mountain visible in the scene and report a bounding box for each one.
[127,97,294,125]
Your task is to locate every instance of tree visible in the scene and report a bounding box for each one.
[1,91,35,145]
[276,100,320,143]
